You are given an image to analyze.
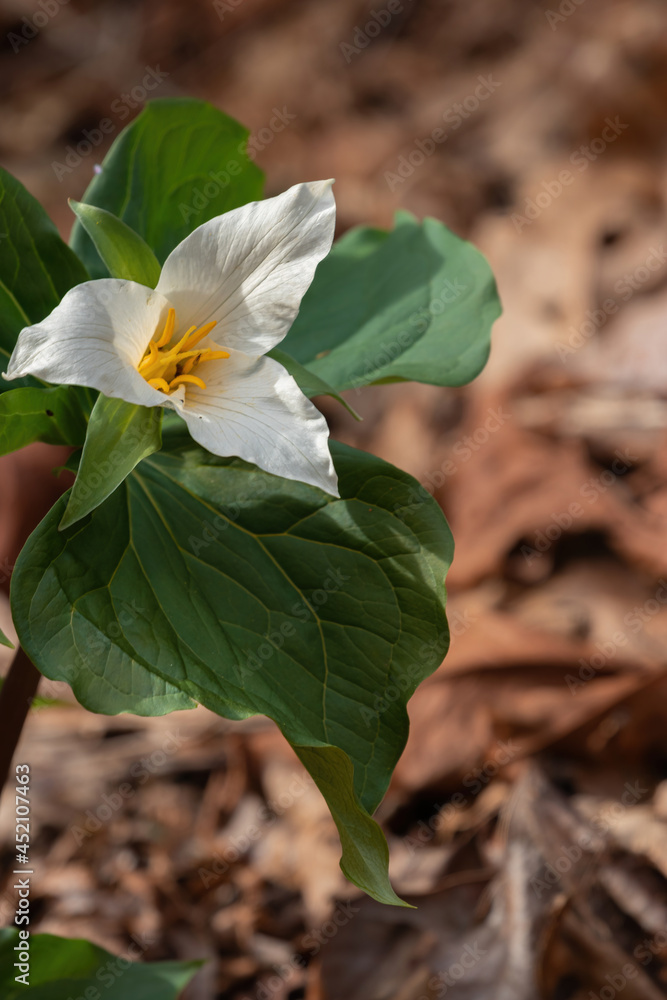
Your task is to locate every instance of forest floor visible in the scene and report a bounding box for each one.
[2,0,667,997]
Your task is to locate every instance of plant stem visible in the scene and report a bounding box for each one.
[0,647,40,800]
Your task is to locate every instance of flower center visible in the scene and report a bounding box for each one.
[138,307,229,394]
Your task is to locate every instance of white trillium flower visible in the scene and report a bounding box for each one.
[4,180,340,495]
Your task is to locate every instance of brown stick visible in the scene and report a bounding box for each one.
[0,647,40,799]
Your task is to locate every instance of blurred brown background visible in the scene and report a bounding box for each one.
[2,0,667,997]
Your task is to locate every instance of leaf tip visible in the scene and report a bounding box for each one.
[57,505,78,532]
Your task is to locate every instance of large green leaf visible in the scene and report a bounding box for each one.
[70,98,264,277]
[0,386,90,456]
[0,928,201,999]
[281,211,500,391]
[0,167,88,373]
[11,434,452,903]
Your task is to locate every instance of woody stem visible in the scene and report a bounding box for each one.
[0,647,40,802]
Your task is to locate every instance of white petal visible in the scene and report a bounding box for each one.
[173,350,338,495]
[4,279,174,409]
[156,180,336,356]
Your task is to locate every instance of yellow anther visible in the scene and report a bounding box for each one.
[171,326,199,356]
[154,307,175,348]
[183,321,218,351]
[169,374,207,391]
[138,340,159,371]
[148,377,171,393]
[138,309,227,395]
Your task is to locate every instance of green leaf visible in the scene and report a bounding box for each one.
[293,744,407,905]
[281,211,501,391]
[0,386,90,456]
[11,434,452,902]
[0,167,88,376]
[70,98,264,278]
[60,394,163,530]
[268,348,361,420]
[0,928,202,999]
[68,200,161,287]
[0,625,14,648]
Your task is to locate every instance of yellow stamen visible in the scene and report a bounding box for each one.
[154,307,175,348]
[182,321,218,351]
[138,309,228,396]
[138,340,159,371]
[169,374,207,390]
[148,377,171,393]
[171,325,199,356]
